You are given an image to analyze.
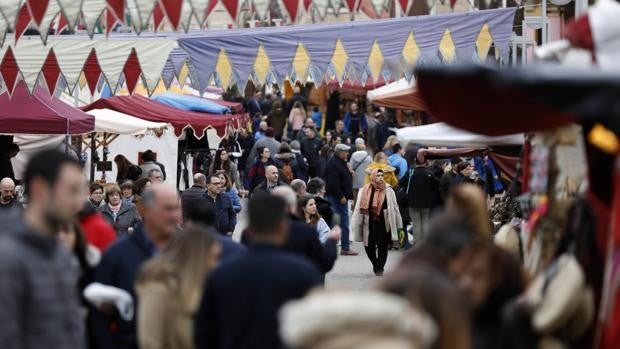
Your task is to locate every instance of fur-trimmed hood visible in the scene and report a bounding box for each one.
[280,290,436,349]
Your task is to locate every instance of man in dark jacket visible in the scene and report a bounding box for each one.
[185,199,246,263]
[260,93,273,115]
[195,195,321,349]
[205,174,236,236]
[0,150,85,349]
[300,127,323,178]
[247,91,263,117]
[439,158,464,201]
[325,144,358,255]
[92,185,180,349]
[399,159,440,241]
[241,186,338,277]
[180,173,208,221]
[253,165,285,196]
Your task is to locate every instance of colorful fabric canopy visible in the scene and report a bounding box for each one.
[152,92,231,114]
[396,122,524,147]
[367,78,426,111]
[177,7,516,92]
[82,94,241,138]
[0,36,177,96]
[87,108,170,135]
[0,0,437,47]
[0,81,94,134]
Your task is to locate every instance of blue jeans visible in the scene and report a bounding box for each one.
[327,195,350,251]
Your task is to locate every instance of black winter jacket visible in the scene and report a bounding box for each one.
[325,155,353,200]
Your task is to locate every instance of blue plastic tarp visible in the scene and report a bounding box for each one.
[152,93,230,114]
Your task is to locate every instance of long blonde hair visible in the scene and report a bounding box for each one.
[383,135,399,151]
[136,226,220,313]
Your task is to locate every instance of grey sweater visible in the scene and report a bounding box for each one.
[0,214,84,349]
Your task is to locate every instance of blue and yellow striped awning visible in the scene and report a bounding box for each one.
[172,7,516,92]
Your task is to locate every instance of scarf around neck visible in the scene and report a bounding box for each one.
[108,202,122,216]
[359,169,387,218]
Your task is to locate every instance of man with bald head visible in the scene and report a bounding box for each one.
[252,165,285,196]
[180,173,208,222]
[92,184,180,349]
[0,177,21,211]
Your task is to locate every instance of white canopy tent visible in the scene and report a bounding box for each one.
[87,109,169,135]
[396,123,524,147]
[367,78,412,101]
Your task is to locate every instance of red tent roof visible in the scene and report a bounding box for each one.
[0,82,94,134]
[82,95,242,138]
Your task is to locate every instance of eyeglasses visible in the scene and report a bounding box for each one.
[210,181,222,186]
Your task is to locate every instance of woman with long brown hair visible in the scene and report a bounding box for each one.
[136,226,221,349]
[209,148,241,190]
[298,194,330,243]
[351,169,402,276]
[114,155,142,183]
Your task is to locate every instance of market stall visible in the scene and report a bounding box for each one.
[0,81,94,134]
[367,78,426,111]
[0,81,95,180]
[396,122,524,148]
[81,108,176,184]
[82,94,243,138]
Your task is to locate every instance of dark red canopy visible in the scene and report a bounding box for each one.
[82,95,242,138]
[0,82,94,134]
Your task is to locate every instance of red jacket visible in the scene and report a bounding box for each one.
[79,212,117,252]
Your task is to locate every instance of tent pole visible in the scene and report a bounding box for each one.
[90,132,96,183]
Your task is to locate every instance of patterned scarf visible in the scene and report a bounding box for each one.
[359,169,386,218]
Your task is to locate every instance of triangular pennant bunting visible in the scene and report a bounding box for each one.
[56,0,82,32]
[53,40,96,92]
[132,39,177,95]
[439,28,456,63]
[82,49,101,94]
[123,48,142,94]
[0,46,21,94]
[81,0,107,37]
[12,40,49,92]
[42,49,62,93]
[96,41,134,93]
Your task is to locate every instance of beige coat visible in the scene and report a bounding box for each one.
[351,185,403,245]
[136,281,195,349]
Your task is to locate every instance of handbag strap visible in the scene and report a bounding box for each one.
[353,154,370,172]
[405,168,415,195]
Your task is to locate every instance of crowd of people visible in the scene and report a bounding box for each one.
[0,89,527,349]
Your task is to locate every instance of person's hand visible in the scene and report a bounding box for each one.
[328,225,341,242]
[340,197,347,204]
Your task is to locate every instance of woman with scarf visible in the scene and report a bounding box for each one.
[351,169,402,276]
[99,184,141,237]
